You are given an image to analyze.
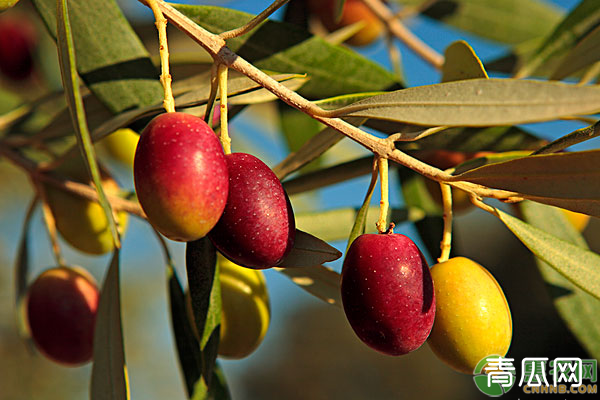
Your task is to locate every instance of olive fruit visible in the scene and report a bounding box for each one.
[308,0,383,47]
[218,256,270,359]
[134,112,229,242]
[0,0,20,12]
[99,128,139,168]
[0,14,36,80]
[427,257,512,374]
[26,266,99,366]
[44,155,128,255]
[341,233,435,356]
[208,152,295,269]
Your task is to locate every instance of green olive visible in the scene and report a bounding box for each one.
[99,128,139,168]
[44,155,128,255]
[218,256,270,359]
[428,257,512,374]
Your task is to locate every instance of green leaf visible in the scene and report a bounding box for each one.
[32,0,163,113]
[91,250,130,400]
[167,260,202,398]
[398,125,544,153]
[173,5,400,98]
[533,121,600,155]
[278,230,342,268]
[55,0,119,249]
[520,201,600,359]
[278,105,323,173]
[495,209,600,300]
[551,24,600,80]
[451,150,600,217]
[333,79,600,126]
[185,238,221,394]
[275,265,342,307]
[14,197,38,346]
[441,40,488,83]
[346,159,378,251]
[273,116,366,180]
[283,156,373,195]
[394,0,561,45]
[295,206,425,243]
[516,0,600,78]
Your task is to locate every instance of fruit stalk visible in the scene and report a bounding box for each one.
[37,182,66,267]
[376,156,389,234]
[146,0,175,113]
[217,64,232,155]
[438,182,453,263]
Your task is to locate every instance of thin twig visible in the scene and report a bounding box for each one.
[362,0,444,69]
[138,0,523,204]
[437,182,452,263]
[0,146,146,218]
[35,181,66,267]
[220,0,289,39]
[376,157,389,234]
[217,64,232,154]
[147,0,175,113]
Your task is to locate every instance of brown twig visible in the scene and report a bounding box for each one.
[0,146,146,218]
[220,0,289,39]
[361,0,444,69]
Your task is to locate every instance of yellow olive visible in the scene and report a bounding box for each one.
[44,155,128,255]
[218,256,270,359]
[427,257,512,374]
[560,208,590,233]
[99,128,139,168]
[185,256,270,359]
[0,1,20,13]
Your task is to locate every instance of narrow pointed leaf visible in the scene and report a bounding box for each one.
[185,238,221,393]
[394,0,561,45]
[346,159,378,251]
[551,24,600,80]
[167,262,202,398]
[441,40,488,82]
[91,250,130,400]
[56,0,119,248]
[173,5,400,98]
[295,206,424,243]
[275,265,342,307]
[520,201,600,359]
[278,230,342,268]
[334,79,600,126]
[451,150,600,217]
[516,0,600,78]
[32,0,162,113]
[14,197,38,345]
[496,209,600,300]
[283,156,373,195]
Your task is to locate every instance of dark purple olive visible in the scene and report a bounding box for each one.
[341,232,435,356]
[209,152,295,269]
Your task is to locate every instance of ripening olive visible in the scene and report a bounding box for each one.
[427,257,512,374]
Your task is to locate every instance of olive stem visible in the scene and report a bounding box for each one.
[147,0,176,113]
[217,64,232,155]
[361,0,444,70]
[219,0,290,39]
[376,156,389,234]
[35,181,66,267]
[438,181,453,263]
[0,145,146,218]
